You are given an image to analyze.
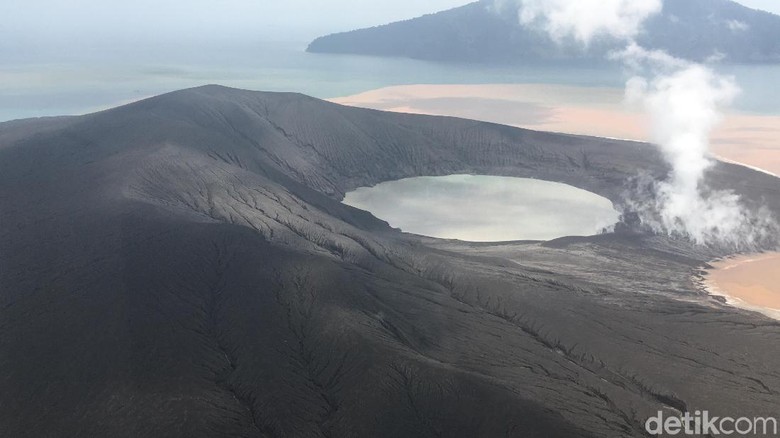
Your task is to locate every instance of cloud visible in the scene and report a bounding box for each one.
[509,0,662,44]
[726,19,749,32]
[610,42,689,71]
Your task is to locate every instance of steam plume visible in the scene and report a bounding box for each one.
[515,0,661,44]
[495,0,776,248]
[619,47,777,247]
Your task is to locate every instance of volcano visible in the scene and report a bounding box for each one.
[308,0,780,64]
[1,85,778,438]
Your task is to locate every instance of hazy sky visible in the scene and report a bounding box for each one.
[1,0,474,43]
[736,0,780,14]
[2,0,779,45]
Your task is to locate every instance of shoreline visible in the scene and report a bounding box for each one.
[713,154,780,179]
[701,253,780,321]
[331,83,780,177]
[333,83,780,320]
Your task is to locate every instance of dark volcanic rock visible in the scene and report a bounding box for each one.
[1,85,779,438]
[308,0,780,64]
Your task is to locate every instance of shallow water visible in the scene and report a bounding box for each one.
[4,41,780,122]
[705,253,780,321]
[343,175,620,242]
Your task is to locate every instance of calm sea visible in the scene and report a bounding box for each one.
[2,40,779,122]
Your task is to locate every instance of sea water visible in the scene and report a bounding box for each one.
[4,40,780,122]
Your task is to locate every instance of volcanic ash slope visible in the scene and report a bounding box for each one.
[1,85,779,438]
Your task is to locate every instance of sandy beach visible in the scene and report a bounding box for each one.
[333,83,780,319]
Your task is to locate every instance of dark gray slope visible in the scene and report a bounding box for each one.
[1,85,779,438]
[307,0,780,63]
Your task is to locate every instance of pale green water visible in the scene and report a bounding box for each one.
[3,41,779,122]
[343,175,621,242]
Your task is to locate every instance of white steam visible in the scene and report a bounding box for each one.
[620,51,775,247]
[496,0,777,248]
[515,0,661,44]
